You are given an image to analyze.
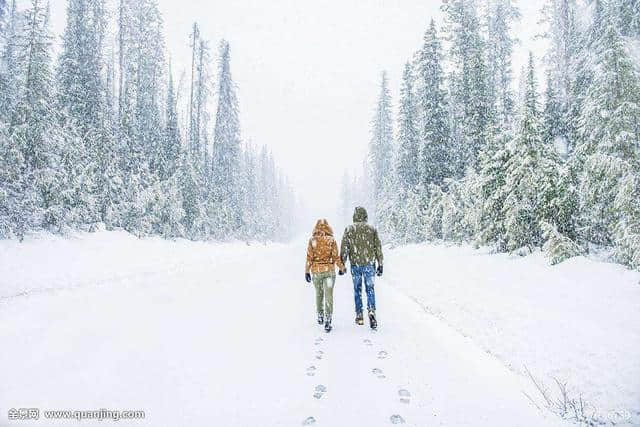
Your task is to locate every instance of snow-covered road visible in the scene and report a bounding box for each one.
[1,232,564,426]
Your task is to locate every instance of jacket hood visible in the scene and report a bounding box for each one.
[312,219,334,237]
[353,206,368,223]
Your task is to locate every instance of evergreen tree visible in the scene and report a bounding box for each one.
[369,71,394,222]
[0,120,35,239]
[475,129,511,250]
[423,183,445,241]
[442,0,492,173]
[10,0,66,231]
[240,142,259,240]
[416,19,450,187]
[180,149,205,240]
[485,0,519,129]
[187,22,200,158]
[0,0,18,123]
[576,7,640,246]
[540,0,579,153]
[119,0,165,183]
[441,173,477,243]
[0,0,7,36]
[57,0,108,146]
[159,68,181,181]
[57,0,111,226]
[502,53,557,251]
[618,0,640,36]
[396,62,420,194]
[614,172,640,269]
[541,221,582,264]
[212,40,242,234]
[541,71,565,154]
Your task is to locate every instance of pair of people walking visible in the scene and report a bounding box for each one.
[304,207,384,332]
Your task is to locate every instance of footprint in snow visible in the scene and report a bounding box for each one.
[363,338,372,346]
[398,389,411,404]
[313,384,327,399]
[390,414,405,424]
[306,366,316,376]
[302,416,316,425]
[378,350,388,359]
[314,337,323,346]
[315,350,323,360]
[371,368,385,379]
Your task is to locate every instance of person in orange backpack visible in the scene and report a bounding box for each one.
[305,219,347,332]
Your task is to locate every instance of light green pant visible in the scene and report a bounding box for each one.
[312,271,336,317]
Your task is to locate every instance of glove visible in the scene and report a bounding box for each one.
[338,269,345,276]
[376,265,383,277]
[305,273,311,283]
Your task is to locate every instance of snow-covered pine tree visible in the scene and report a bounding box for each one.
[57,0,112,227]
[416,19,450,187]
[614,172,640,269]
[475,128,511,250]
[502,53,557,252]
[239,142,259,240]
[396,61,420,196]
[617,0,640,36]
[256,146,275,241]
[0,0,7,37]
[369,71,394,224]
[140,65,185,239]
[0,120,35,240]
[402,186,427,244]
[0,0,18,124]
[117,0,167,235]
[540,0,580,153]
[484,0,519,130]
[159,67,181,181]
[441,0,492,174]
[576,4,640,248]
[193,37,213,233]
[541,71,566,156]
[195,37,211,164]
[10,0,66,232]
[211,40,242,235]
[541,221,582,264]
[188,22,200,159]
[156,175,185,239]
[180,149,205,240]
[423,183,445,241]
[441,171,477,243]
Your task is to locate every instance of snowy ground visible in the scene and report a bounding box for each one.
[387,244,640,425]
[0,231,636,426]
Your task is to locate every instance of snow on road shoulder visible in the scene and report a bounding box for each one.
[0,229,273,299]
[385,243,640,424]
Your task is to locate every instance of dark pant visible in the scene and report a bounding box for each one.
[351,264,376,314]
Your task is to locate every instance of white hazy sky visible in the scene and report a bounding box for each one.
[44,0,547,220]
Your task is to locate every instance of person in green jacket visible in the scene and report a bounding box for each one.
[340,207,383,329]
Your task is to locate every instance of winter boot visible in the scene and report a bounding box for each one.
[368,309,377,330]
[355,312,364,325]
[324,315,332,333]
[317,312,324,325]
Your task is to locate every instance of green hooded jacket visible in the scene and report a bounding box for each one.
[340,207,383,267]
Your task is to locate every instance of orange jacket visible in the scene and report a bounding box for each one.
[305,219,346,274]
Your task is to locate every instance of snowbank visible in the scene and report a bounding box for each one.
[386,243,640,424]
[0,230,261,300]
